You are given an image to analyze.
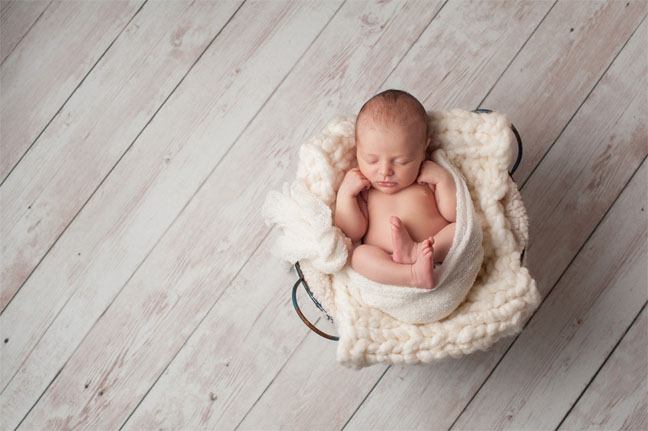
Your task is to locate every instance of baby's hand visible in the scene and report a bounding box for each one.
[339,168,371,198]
[416,160,446,185]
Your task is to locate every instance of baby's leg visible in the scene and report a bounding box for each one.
[432,222,456,263]
[351,242,435,289]
[390,216,417,264]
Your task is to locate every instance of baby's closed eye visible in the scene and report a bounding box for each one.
[367,160,411,165]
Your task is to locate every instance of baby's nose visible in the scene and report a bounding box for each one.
[380,165,393,175]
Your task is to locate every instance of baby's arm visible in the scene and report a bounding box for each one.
[334,193,368,242]
[434,172,456,223]
[418,161,456,223]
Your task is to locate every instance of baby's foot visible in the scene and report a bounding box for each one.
[410,237,436,290]
[390,216,417,264]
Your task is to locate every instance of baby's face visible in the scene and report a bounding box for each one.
[356,122,428,194]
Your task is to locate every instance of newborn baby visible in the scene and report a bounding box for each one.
[334,89,456,290]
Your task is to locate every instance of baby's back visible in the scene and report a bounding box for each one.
[362,183,449,253]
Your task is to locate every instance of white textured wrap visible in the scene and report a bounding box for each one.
[262,109,541,369]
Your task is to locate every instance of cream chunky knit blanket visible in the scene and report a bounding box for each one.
[262,109,541,369]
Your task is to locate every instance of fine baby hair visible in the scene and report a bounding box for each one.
[355,89,431,156]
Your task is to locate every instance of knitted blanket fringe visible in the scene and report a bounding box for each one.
[262,109,541,369]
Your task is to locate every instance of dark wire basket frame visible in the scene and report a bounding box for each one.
[291,108,524,341]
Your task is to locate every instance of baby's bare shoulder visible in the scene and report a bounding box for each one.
[424,159,448,170]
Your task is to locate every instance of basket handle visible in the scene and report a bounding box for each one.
[291,264,339,341]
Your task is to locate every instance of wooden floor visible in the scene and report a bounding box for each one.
[1,0,646,429]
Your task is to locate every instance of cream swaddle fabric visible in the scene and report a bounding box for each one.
[347,148,483,324]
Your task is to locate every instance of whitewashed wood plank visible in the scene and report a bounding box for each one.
[113,1,520,428]
[0,0,143,181]
[0,1,342,429]
[239,2,648,427]
[0,0,242,388]
[244,3,648,427]
[122,232,358,430]
[450,160,647,430]
[0,0,50,64]
[1,0,246,424]
[345,15,648,431]
[10,1,448,429]
[491,0,646,184]
[559,307,647,431]
[6,1,644,430]
[145,0,644,425]
[0,0,245,312]
[234,0,564,428]
[386,0,554,111]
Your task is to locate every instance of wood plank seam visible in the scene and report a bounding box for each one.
[331,6,648,429]
[517,12,647,191]
[338,1,566,426]
[474,0,559,109]
[14,363,64,429]
[117,1,357,425]
[555,301,648,429]
[231,315,322,431]
[228,0,562,427]
[126,0,576,426]
[442,16,648,427]
[0,0,147,187]
[120,225,275,429]
[377,0,451,88]
[8,0,636,426]
[446,156,647,431]
[0,0,247,397]
[183,1,454,427]
[2,1,347,427]
[0,0,53,67]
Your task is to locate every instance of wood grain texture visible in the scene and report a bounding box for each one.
[346,15,648,431]
[4,1,342,429]
[559,307,647,431]
[18,0,440,428]
[0,0,645,429]
[0,0,245,313]
[451,159,647,429]
[0,0,143,182]
[487,0,646,184]
[120,240,328,430]
[0,0,249,427]
[238,0,556,428]
[0,0,50,64]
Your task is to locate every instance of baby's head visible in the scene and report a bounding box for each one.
[354,89,431,194]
